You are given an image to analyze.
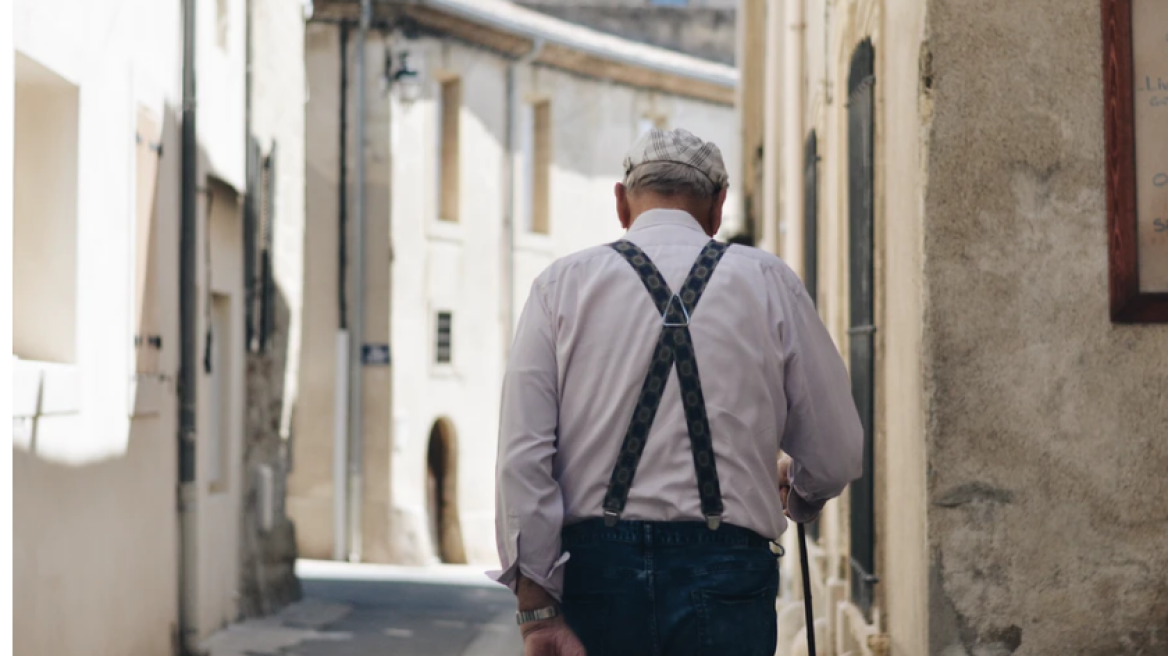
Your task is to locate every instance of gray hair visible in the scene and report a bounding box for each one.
[624,161,718,199]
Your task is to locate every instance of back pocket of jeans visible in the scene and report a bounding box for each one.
[694,585,777,656]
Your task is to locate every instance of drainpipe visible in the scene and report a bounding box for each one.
[178,0,200,651]
[761,0,782,255]
[781,0,806,274]
[333,21,350,563]
[502,38,544,354]
[347,0,371,563]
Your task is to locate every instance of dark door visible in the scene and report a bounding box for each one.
[803,131,819,308]
[847,38,878,618]
[803,130,821,542]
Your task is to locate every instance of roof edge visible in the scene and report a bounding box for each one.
[415,0,738,91]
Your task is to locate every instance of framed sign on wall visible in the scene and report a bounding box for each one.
[1102,0,1168,323]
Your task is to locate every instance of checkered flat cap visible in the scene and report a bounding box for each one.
[622,128,728,190]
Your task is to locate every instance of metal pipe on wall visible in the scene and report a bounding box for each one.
[347,0,371,563]
[781,0,806,274]
[333,21,351,564]
[761,0,783,255]
[178,0,200,650]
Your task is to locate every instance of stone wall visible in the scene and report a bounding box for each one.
[923,0,1168,653]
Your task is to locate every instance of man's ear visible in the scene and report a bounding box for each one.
[708,187,728,237]
[615,182,632,230]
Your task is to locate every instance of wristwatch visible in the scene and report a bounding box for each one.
[516,606,560,625]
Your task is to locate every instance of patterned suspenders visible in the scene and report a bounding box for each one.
[603,239,730,530]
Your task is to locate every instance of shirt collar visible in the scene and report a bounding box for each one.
[627,208,708,236]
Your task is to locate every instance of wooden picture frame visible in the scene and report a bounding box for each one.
[1102,0,1168,323]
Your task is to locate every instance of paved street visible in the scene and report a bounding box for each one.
[203,561,522,656]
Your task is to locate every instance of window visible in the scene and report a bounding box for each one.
[435,312,452,364]
[216,0,230,51]
[847,38,878,619]
[531,101,551,234]
[245,139,277,353]
[437,79,461,222]
[803,131,819,307]
[13,53,80,364]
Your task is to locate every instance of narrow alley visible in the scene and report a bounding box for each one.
[9,0,1168,654]
[203,561,522,656]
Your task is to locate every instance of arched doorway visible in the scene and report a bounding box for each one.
[426,418,467,564]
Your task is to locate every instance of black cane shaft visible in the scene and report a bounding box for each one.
[798,522,817,656]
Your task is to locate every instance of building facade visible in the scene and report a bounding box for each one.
[8,0,306,653]
[740,0,1168,655]
[518,0,738,65]
[290,0,740,567]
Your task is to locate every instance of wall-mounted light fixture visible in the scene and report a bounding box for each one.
[384,50,421,104]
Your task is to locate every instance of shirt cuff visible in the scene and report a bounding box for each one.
[487,550,571,602]
[786,488,827,524]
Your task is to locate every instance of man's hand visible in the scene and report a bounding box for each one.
[516,574,586,655]
[521,617,587,656]
[778,455,793,519]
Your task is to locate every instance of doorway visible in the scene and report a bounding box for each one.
[847,38,878,618]
[425,418,467,564]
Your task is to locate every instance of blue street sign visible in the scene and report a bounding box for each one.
[362,344,391,366]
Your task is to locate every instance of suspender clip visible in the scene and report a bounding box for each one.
[661,293,691,327]
[705,514,722,531]
[604,510,620,527]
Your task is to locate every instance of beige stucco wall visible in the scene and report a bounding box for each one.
[766,2,931,655]
[922,0,1168,654]
[292,23,395,564]
[197,177,246,637]
[289,23,342,560]
[874,1,929,654]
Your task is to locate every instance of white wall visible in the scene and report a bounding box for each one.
[12,0,183,653]
[389,37,511,566]
[12,0,250,650]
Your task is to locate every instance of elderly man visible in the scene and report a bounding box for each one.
[492,128,863,656]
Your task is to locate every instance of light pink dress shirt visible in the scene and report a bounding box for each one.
[491,209,863,600]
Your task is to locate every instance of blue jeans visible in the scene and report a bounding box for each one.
[560,519,780,656]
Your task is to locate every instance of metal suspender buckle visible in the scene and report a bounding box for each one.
[705,514,722,531]
[604,510,620,527]
[661,293,691,327]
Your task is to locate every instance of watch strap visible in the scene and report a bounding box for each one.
[516,606,559,625]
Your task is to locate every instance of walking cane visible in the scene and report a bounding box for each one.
[797,523,816,656]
